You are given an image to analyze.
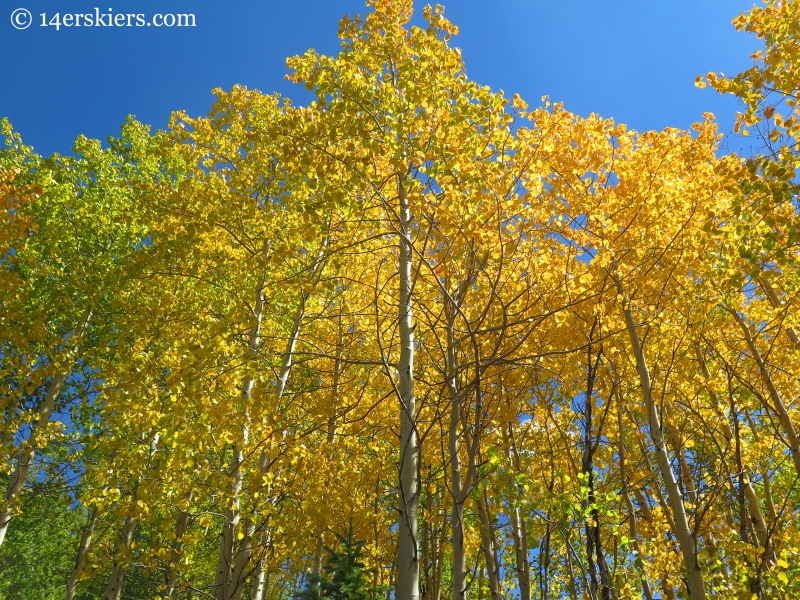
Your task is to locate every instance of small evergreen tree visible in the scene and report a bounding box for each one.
[296,569,326,600]
[295,520,387,600]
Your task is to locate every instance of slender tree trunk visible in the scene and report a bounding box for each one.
[566,528,596,600]
[450,492,466,600]
[616,401,654,600]
[476,491,501,600]
[663,415,697,503]
[742,475,775,566]
[584,415,601,597]
[388,545,399,600]
[214,439,245,600]
[249,556,266,600]
[221,254,302,599]
[165,491,193,598]
[0,305,92,547]
[418,461,435,599]
[314,533,325,573]
[626,422,680,538]
[732,402,760,594]
[615,278,705,598]
[595,531,614,600]
[564,536,578,600]
[229,518,256,600]
[633,488,654,524]
[273,240,327,408]
[581,337,612,600]
[760,277,800,346]
[508,501,530,599]
[247,244,327,593]
[446,305,467,600]
[691,350,735,583]
[65,506,99,600]
[542,524,553,600]
[693,342,733,442]
[249,528,271,600]
[729,307,800,477]
[396,176,420,600]
[214,270,265,600]
[504,423,531,600]
[662,576,676,600]
[103,516,137,600]
[763,474,777,524]
[434,507,445,600]
[103,432,159,600]
[421,484,430,600]
[731,393,775,571]
[313,314,343,575]
[0,373,66,546]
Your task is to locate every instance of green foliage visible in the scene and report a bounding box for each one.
[0,477,102,600]
[296,570,326,600]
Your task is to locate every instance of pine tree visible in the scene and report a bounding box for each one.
[296,521,386,600]
[296,571,326,600]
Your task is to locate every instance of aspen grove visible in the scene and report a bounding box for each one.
[2,1,800,599]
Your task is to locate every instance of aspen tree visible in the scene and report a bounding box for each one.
[615,388,654,600]
[102,433,160,600]
[1,120,160,550]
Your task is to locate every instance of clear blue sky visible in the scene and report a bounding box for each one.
[2,0,758,157]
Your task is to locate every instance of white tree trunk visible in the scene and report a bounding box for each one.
[165,491,193,598]
[663,415,697,503]
[729,307,800,477]
[0,305,92,547]
[504,425,531,600]
[693,342,733,442]
[617,401,654,600]
[446,306,467,600]
[65,506,99,600]
[102,516,137,600]
[763,474,777,524]
[313,320,343,571]
[229,518,255,600]
[249,558,267,600]
[616,279,705,598]
[214,439,244,600]
[215,267,269,599]
[742,473,775,565]
[246,244,327,594]
[476,491,501,600]
[760,277,800,346]
[396,177,419,600]
[0,371,67,547]
[103,432,160,600]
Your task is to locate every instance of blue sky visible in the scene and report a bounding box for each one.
[2,0,758,157]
